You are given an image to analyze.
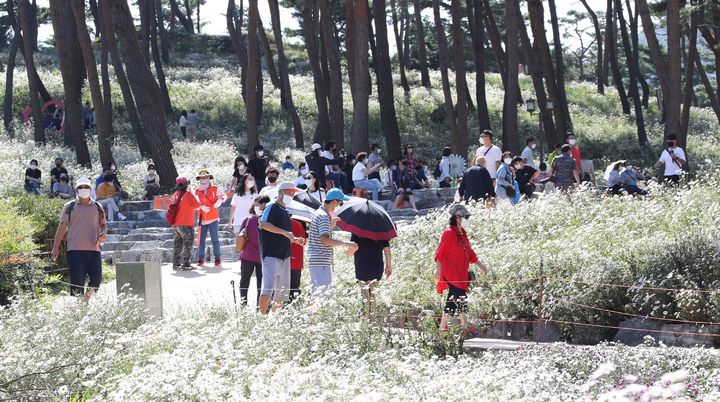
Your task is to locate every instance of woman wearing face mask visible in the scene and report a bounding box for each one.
[52,174,75,199]
[231,156,248,189]
[237,196,271,306]
[305,171,326,203]
[194,169,228,267]
[434,204,488,332]
[227,174,257,234]
[494,152,516,204]
[142,164,161,200]
[24,159,42,195]
[367,144,384,181]
[403,144,418,172]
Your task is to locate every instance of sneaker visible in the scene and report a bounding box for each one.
[117,213,127,221]
[196,259,205,266]
[172,265,181,271]
[181,265,195,271]
[214,257,222,267]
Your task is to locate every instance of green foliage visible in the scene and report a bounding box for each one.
[0,199,42,305]
[9,195,67,248]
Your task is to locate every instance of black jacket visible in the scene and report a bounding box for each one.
[305,153,336,188]
[248,156,268,184]
[459,166,496,201]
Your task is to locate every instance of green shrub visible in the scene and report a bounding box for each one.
[0,199,43,305]
[10,195,68,250]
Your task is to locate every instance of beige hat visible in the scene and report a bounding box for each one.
[277,181,300,193]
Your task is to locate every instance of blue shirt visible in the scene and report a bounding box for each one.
[260,202,291,259]
[281,162,295,170]
[607,170,621,187]
[620,170,638,187]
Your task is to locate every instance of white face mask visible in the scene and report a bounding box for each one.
[504,158,513,165]
[110,165,116,171]
[258,151,264,157]
[148,170,156,175]
[29,165,37,170]
[568,139,577,146]
[460,218,470,229]
[279,193,289,204]
[376,149,382,154]
[514,164,522,170]
[199,178,209,185]
[77,188,91,198]
[530,144,537,150]
[254,206,264,215]
[246,181,255,189]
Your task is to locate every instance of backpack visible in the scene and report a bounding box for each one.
[166,190,186,226]
[66,200,105,222]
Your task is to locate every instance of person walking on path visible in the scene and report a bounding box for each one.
[551,144,581,191]
[353,152,383,200]
[655,134,687,185]
[194,169,228,267]
[458,156,495,202]
[248,145,269,192]
[186,109,200,142]
[306,188,358,296]
[521,137,537,169]
[179,110,188,139]
[434,204,488,332]
[238,195,270,306]
[51,177,108,300]
[475,130,502,181]
[258,182,306,314]
[227,174,257,234]
[170,177,201,271]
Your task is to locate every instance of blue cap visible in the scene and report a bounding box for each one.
[326,188,350,202]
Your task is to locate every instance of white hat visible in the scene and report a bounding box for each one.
[311,143,322,151]
[277,181,300,193]
[75,177,92,189]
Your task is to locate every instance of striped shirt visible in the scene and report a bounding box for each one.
[307,208,333,267]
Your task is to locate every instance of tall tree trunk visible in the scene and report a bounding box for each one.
[3,36,18,137]
[695,2,720,124]
[503,0,519,154]
[450,0,469,154]
[548,0,572,132]
[412,0,430,87]
[467,0,490,130]
[258,18,280,89]
[168,0,194,33]
[605,0,630,115]
[88,0,101,37]
[48,0,87,154]
[155,0,170,63]
[304,0,331,144]
[7,1,52,104]
[528,0,566,143]
[579,0,603,94]
[319,0,344,148]
[402,0,411,67]
[627,0,649,108]
[150,5,173,116]
[615,0,646,146]
[373,0,402,157]
[347,0,370,153]
[269,0,305,149]
[100,0,150,157]
[100,31,113,136]
[432,0,457,143]
[481,0,522,105]
[138,0,152,65]
[680,13,696,141]
[196,0,200,32]
[227,0,248,101]
[714,2,720,102]
[108,0,178,189]
[390,0,410,93]
[19,0,45,146]
[245,0,260,149]
[71,0,114,167]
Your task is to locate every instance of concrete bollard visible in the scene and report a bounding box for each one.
[116,262,163,318]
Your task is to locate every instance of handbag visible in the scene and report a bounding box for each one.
[504,185,516,198]
[235,228,248,252]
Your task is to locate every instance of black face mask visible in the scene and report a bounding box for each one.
[267,176,278,184]
[56,163,62,167]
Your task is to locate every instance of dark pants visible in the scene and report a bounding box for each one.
[67,250,102,296]
[84,118,91,130]
[625,184,648,196]
[290,269,302,302]
[368,171,381,181]
[664,175,680,185]
[173,226,194,267]
[180,126,187,138]
[444,283,468,316]
[239,259,262,306]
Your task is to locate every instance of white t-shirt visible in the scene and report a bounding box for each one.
[658,147,686,176]
[521,146,535,169]
[352,161,367,181]
[230,193,255,229]
[259,184,279,199]
[179,115,187,128]
[308,188,326,203]
[476,145,503,178]
[320,150,334,175]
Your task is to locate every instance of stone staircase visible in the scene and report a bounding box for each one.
[102,188,458,264]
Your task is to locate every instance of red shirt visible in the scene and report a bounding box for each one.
[571,146,582,171]
[434,226,478,293]
[290,219,307,270]
[172,190,200,227]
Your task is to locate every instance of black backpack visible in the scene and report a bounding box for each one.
[65,200,106,222]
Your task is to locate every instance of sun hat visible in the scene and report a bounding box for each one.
[74,177,92,189]
[326,188,350,202]
[449,204,471,218]
[311,143,322,151]
[277,181,300,193]
[196,169,213,180]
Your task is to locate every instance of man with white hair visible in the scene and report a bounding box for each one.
[458,156,496,202]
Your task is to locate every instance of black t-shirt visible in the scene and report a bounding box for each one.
[260,202,291,259]
[515,166,537,189]
[50,166,68,182]
[248,157,267,182]
[25,168,41,185]
[351,234,390,282]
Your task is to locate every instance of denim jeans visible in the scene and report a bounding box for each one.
[326,172,347,191]
[197,220,221,260]
[309,266,333,297]
[354,179,383,200]
[25,181,41,195]
[97,198,120,221]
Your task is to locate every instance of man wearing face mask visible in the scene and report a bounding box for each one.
[655,134,687,185]
[248,145,269,191]
[307,188,358,296]
[566,133,582,172]
[513,157,539,199]
[459,156,495,202]
[258,182,306,314]
[521,137,537,169]
[194,169,228,267]
[259,167,281,198]
[51,177,107,301]
[475,130,502,181]
[24,159,42,195]
[50,157,68,185]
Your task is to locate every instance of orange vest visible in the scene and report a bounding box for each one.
[195,185,223,224]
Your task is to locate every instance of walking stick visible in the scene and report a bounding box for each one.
[230,280,237,304]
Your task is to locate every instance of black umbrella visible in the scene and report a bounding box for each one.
[335,197,397,241]
[293,191,322,210]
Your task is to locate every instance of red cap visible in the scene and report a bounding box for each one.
[176,177,188,185]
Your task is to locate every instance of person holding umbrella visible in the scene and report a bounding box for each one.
[351,233,392,318]
[258,182,306,314]
[434,204,488,333]
[307,188,358,296]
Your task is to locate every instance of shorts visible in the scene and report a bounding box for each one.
[260,256,291,301]
[309,266,332,296]
[444,283,468,316]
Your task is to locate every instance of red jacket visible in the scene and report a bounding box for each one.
[172,190,201,227]
[290,219,307,270]
[571,147,582,171]
[435,226,478,293]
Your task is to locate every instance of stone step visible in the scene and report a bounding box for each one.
[107,244,239,264]
[160,238,235,249]
[106,219,169,230]
[118,200,154,212]
[101,241,136,252]
[117,210,167,221]
[106,227,132,235]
